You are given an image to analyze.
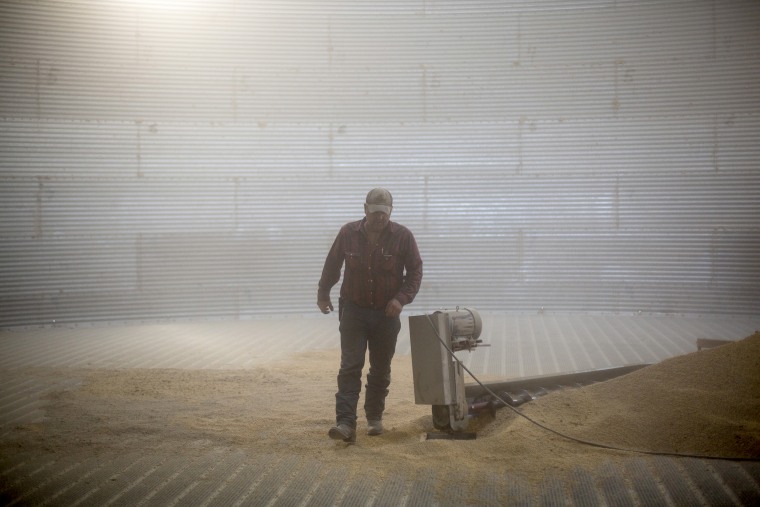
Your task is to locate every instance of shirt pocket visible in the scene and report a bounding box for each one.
[345,251,362,271]
[379,253,397,273]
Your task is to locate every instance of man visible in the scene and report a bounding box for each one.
[317,188,423,443]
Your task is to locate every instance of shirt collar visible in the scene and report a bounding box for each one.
[355,217,395,235]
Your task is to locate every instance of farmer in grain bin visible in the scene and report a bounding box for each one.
[317,188,423,443]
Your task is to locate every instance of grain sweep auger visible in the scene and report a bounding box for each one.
[409,309,649,440]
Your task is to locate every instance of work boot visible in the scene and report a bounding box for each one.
[328,424,356,443]
[367,419,383,436]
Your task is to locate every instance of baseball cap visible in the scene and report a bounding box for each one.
[365,187,393,215]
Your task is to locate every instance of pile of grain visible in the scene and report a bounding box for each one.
[513,330,760,459]
[6,331,759,485]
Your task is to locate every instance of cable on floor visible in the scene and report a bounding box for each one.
[424,314,759,462]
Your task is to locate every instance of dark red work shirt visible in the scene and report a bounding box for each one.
[318,219,423,310]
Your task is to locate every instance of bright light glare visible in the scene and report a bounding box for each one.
[127,0,205,10]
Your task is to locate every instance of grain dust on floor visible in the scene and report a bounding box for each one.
[2,332,758,500]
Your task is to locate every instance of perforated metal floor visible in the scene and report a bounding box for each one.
[2,313,759,505]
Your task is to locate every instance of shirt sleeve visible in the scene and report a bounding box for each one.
[317,227,345,301]
[394,232,423,306]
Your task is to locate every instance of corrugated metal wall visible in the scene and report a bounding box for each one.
[1,0,759,328]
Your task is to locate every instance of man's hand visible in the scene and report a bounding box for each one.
[385,298,402,318]
[317,299,334,314]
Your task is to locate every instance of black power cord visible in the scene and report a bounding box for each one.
[424,314,759,462]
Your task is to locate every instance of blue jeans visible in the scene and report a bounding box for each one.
[335,301,401,428]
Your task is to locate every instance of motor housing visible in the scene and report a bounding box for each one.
[409,308,483,432]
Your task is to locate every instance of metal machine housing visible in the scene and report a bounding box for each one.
[409,308,482,432]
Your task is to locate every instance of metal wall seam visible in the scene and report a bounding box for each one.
[1,0,759,327]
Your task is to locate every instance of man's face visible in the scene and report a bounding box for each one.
[364,204,391,233]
